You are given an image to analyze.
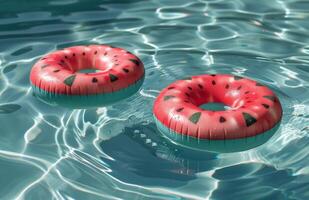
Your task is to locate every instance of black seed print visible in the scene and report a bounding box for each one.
[64,56,68,59]
[262,104,269,109]
[164,95,175,101]
[219,116,226,123]
[94,51,98,55]
[41,64,49,69]
[245,91,250,94]
[185,93,190,97]
[82,52,86,56]
[73,53,76,57]
[242,112,257,127]
[53,69,60,73]
[176,108,184,112]
[184,100,190,103]
[210,74,216,76]
[225,84,229,89]
[256,82,263,86]
[41,58,46,60]
[129,59,140,66]
[263,95,276,102]
[122,68,129,73]
[237,86,242,90]
[167,86,175,90]
[212,80,216,85]
[104,52,107,56]
[198,84,203,89]
[92,77,98,83]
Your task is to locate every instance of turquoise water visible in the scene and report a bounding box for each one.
[0,0,308,199]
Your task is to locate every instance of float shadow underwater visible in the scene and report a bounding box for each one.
[98,118,280,189]
[99,122,220,187]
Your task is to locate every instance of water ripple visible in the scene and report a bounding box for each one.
[0,0,308,199]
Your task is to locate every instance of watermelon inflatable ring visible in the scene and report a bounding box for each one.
[153,74,282,152]
[30,45,145,108]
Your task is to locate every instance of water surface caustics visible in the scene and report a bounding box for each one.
[0,0,309,199]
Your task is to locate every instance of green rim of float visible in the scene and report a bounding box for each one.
[154,115,280,153]
[32,75,144,108]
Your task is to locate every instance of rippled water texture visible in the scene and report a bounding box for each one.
[0,0,308,199]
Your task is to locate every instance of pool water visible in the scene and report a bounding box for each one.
[0,0,308,199]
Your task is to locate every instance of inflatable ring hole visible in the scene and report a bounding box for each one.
[199,102,230,111]
[62,49,118,73]
[73,59,113,73]
[77,68,104,74]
